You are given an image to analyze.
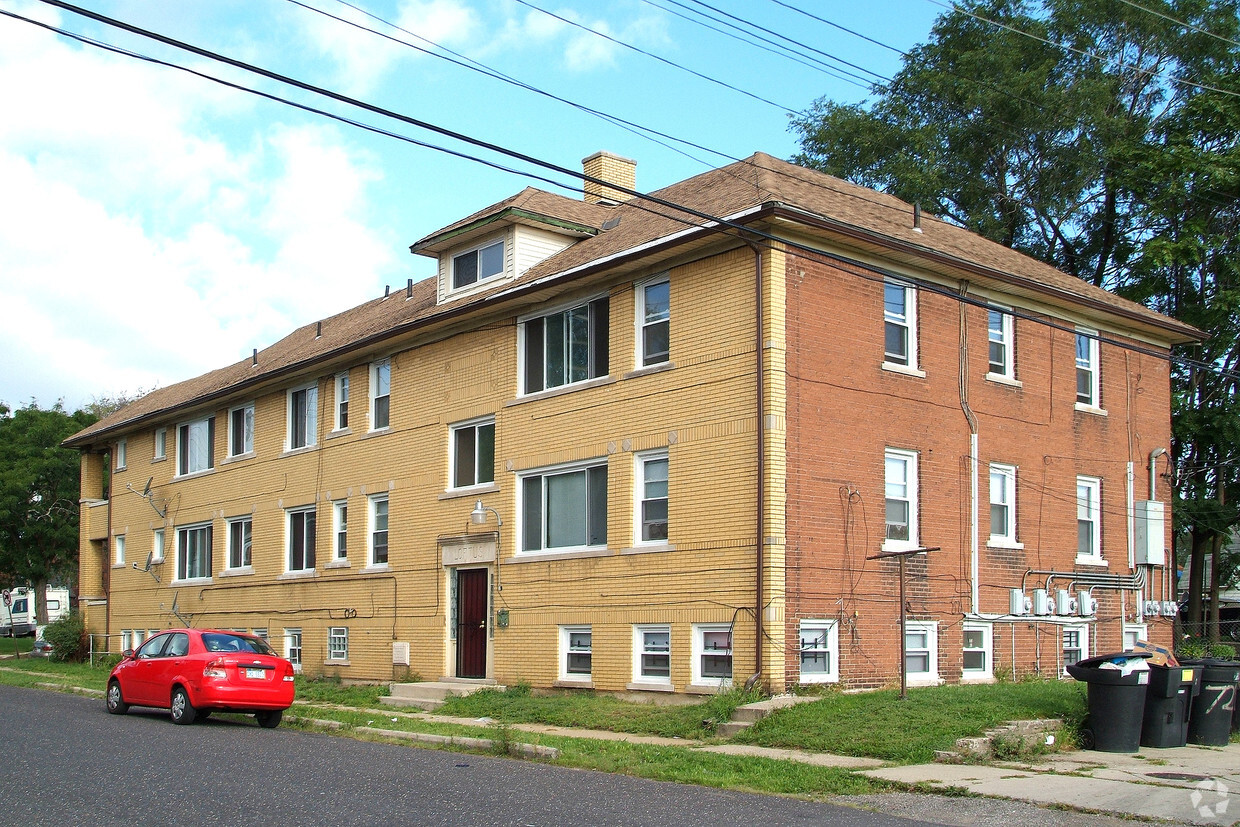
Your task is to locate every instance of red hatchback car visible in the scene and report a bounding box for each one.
[106,629,295,727]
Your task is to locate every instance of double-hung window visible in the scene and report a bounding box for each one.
[176,522,212,582]
[1075,330,1100,408]
[334,373,349,430]
[799,620,839,683]
[693,624,732,685]
[521,297,609,394]
[115,440,127,470]
[637,277,670,366]
[987,307,1015,380]
[287,507,316,572]
[988,463,1018,546]
[177,416,215,476]
[450,418,495,489]
[1062,624,1087,672]
[284,628,302,672]
[154,428,167,460]
[152,528,165,563]
[369,495,389,566]
[560,626,592,682]
[904,620,939,684]
[228,402,254,457]
[370,359,391,430]
[1076,476,1102,562]
[333,500,348,561]
[520,461,608,553]
[883,281,917,369]
[227,517,252,569]
[634,624,671,684]
[636,452,668,543]
[884,448,918,549]
[452,239,504,290]
[287,384,317,450]
[114,534,126,566]
[962,622,992,680]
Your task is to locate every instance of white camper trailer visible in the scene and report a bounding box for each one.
[1,586,70,637]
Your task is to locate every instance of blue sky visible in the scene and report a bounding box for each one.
[0,0,943,411]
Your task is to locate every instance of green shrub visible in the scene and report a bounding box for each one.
[1208,642,1236,660]
[41,612,86,662]
[1176,638,1209,661]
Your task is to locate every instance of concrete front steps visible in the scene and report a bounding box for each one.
[715,694,821,737]
[379,678,504,711]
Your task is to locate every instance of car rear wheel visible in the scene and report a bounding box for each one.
[255,710,283,729]
[106,680,129,715]
[170,687,197,725]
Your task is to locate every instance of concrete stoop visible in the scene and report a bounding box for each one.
[715,694,822,738]
[379,678,504,711]
[934,718,1063,763]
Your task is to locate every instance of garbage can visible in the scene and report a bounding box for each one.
[1140,663,1201,748]
[1067,652,1152,753]
[1185,659,1240,747]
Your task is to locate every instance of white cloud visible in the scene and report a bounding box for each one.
[492,4,669,72]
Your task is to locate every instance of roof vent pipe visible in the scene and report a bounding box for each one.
[406,278,413,298]
[251,348,258,367]
[384,284,390,298]
[913,203,923,233]
[315,321,322,339]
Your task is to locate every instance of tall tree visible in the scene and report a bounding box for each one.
[791,0,1240,636]
[0,402,97,620]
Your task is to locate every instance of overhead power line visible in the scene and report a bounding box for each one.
[1117,0,1240,49]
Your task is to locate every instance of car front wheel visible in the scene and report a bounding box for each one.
[255,710,283,729]
[106,680,129,715]
[170,687,197,725]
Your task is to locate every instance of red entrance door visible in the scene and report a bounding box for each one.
[456,568,488,679]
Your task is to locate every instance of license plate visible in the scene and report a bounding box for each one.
[245,668,266,679]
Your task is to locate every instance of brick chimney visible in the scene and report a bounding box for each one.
[582,150,636,205]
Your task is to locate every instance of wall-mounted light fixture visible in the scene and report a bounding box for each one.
[470,500,502,527]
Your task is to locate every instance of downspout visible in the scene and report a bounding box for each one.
[958,283,980,615]
[751,242,765,686]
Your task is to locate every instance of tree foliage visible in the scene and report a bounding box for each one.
[791,0,1240,631]
[0,403,98,596]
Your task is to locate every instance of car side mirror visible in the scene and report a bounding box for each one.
[122,649,135,659]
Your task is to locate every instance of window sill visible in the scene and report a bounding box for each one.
[960,673,995,684]
[882,361,926,379]
[881,540,920,554]
[686,681,733,695]
[278,570,318,581]
[1074,403,1108,417]
[623,362,674,380]
[621,543,676,555]
[507,375,616,406]
[362,564,391,574]
[553,679,593,689]
[439,482,500,501]
[1075,555,1109,568]
[798,675,839,685]
[222,451,255,465]
[363,426,392,439]
[325,559,350,569]
[326,428,352,440]
[324,659,350,667]
[986,539,1024,551]
[985,372,1022,388]
[626,681,675,693]
[281,445,317,458]
[171,577,213,587]
[905,676,942,687]
[220,566,254,578]
[508,548,611,563]
[173,468,216,482]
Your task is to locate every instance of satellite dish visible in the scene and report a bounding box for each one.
[142,477,153,498]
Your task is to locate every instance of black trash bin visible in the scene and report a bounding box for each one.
[1067,652,1152,753]
[1140,663,1201,748]
[1185,659,1240,747]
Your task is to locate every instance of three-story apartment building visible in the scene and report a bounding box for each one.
[66,151,1196,693]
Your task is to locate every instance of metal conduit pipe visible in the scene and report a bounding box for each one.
[1021,568,1146,592]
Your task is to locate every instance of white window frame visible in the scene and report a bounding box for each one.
[327,626,349,662]
[986,307,1016,381]
[518,295,610,396]
[284,628,302,672]
[1075,329,1102,411]
[691,623,733,687]
[559,625,592,683]
[961,621,993,682]
[332,499,348,561]
[286,506,317,573]
[904,620,939,685]
[1062,623,1088,674]
[884,448,919,551]
[334,372,350,431]
[636,276,670,367]
[1123,623,1148,651]
[368,494,389,568]
[286,383,318,451]
[370,358,391,431]
[988,463,1021,548]
[226,516,252,571]
[1076,475,1103,564]
[798,620,839,684]
[451,237,505,291]
[228,402,254,458]
[176,415,215,477]
[632,624,672,686]
[115,439,127,470]
[449,417,496,490]
[634,451,669,545]
[113,534,126,566]
[175,522,213,583]
[883,280,921,374]
[151,528,165,563]
[518,459,608,554]
[121,630,134,652]
[154,428,166,460]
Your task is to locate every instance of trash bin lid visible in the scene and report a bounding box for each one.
[1181,659,1240,682]
[1074,651,1154,670]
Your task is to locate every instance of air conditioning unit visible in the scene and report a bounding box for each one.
[1033,589,1052,616]
[1077,591,1096,617]
[1162,601,1179,617]
[1056,589,1077,616]
[392,641,410,666]
[1009,588,1030,616]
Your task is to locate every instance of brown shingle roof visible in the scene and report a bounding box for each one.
[65,152,1197,447]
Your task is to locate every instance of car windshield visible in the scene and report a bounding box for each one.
[202,633,275,655]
